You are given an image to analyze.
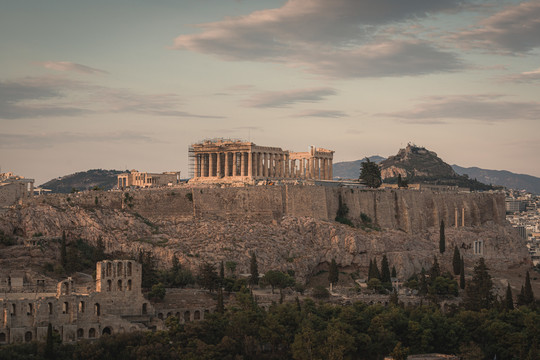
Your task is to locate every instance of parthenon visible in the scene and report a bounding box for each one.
[189,139,334,182]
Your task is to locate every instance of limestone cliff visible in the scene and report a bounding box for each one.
[0,186,529,283]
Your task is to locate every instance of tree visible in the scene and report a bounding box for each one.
[249,253,259,286]
[429,256,440,280]
[261,270,294,294]
[505,283,514,311]
[95,236,106,262]
[148,282,166,300]
[452,245,461,275]
[372,258,381,280]
[172,255,180,272]
[328,258,339,286]
[381,255,391,284]
[464,257,494,310]
[460,257,465,289]
[523,271,535,306]
[359,158,382,188]
[219,261,225,282]
[60,230,67,269]
[439,220,446,254]
[198,262,220,292]
[216,288,224,314]
[391,266,397,279]
[44,323,55,360]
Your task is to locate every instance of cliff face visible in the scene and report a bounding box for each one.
[0,185,528,282]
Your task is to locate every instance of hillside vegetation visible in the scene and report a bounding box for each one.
[40,169,123,193]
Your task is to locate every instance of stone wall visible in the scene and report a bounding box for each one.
[23,185,505,233]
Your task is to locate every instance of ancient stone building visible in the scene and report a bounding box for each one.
[0,172,34,209]
[117,170,180,189]
[0,260,216,345]
[0,260,154,344]
[189,139,334,182]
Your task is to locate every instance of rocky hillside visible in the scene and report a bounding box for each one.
[40,169,123,193]
[379,144,456,179]
[0,200,529,285]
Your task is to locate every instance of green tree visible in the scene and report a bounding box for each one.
[328,258,339,286]
[225,260,237,277]
[148,282,166,300]
[216,288,224,314]
[439,220,445,254]
[505,283,514,311]
[219,260,225,282]
[429,256,441,280]
[359,158,382,188]
[452,245,461,275]
[261,270,294,294]
[95,236,106,262]
[391,265,397,278]
[460,256,465,289]
[249,253,259,286]
[381,254,391,284]
[44,323,55,360]
[523,271,535,305]
[198,262,220,292]
[390,341,409,360]
[371,258,381,280]
[464,257,494,310]
[60,230,67,269]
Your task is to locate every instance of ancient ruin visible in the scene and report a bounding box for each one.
[0,172,34,209]
[189,139,334,182]
[117,170,180,189]
[0,260,213,345]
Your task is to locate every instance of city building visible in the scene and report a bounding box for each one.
[189,139,334,182]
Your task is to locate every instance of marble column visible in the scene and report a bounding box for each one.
[240,152,246,177]
[248,151,253,178]
[232,152,237,177]
[224,152,229,177]
[258,153,263,177]
[321,158,326,180]
[209,153,214,177]
[216,152,222,178]
[329,159,333,180]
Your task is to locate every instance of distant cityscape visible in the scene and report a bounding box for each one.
[506,190,540,265]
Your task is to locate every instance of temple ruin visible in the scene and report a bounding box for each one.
[189,139,334,182]
[117,170,180,189]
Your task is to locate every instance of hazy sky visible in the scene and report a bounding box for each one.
[1,0,540,185]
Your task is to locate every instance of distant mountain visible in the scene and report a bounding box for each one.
[333,156,385,179]
[452,165,540,194]
[40,169,124,193]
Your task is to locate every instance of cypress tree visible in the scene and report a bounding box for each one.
[372,258,381,280]
[249,253,259,286]
[44,323,54,359]
[220,260,225,281]
[460,257,465,289]
[464,257,494,311]
[381,255,391,283]
[328,258,339,286]
[60,230,67,269]
[452,245,461,275]
[429,256,441,280]
[216,288,224,314]
[439,220,445,254]
[523,271,535,305]
[419,268,428,295]
[505,283,514,311]
[391,265,397,278]
[368,259,374,281]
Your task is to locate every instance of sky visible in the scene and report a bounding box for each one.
[1,0,540,185]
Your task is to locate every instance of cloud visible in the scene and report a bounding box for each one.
[382,94,540,122]
[453,1,540,53]
[172,0,465,78]
[0,77,91,119]
[294,109,347,118]
[0,131,156,149]
[0,76,223,119]
[500,67,540,83]
[243,87,337,108]
[38,61,108,75]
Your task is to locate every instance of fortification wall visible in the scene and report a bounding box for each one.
[23,185,505,232]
